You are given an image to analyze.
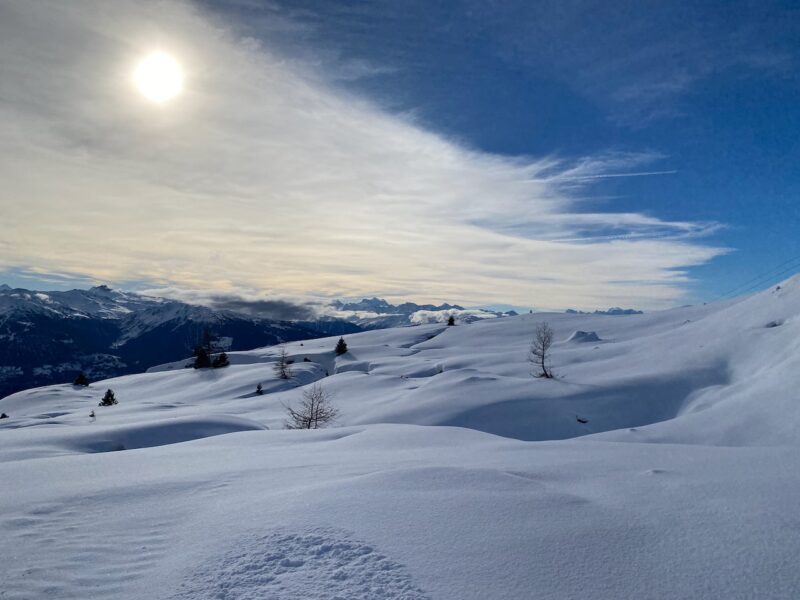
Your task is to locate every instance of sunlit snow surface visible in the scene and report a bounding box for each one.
[3,278,800,598]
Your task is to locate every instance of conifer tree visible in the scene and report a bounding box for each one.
[98,389,117,406]
[73,371,90,386]
[192,327,218,369]
[201,327,215,354]
[256,383,263,395]
[335,337,348,355]
[212,352,230,368]
[447,315,456,326]
[192,346,212,369]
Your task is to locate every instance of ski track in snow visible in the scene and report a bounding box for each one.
[171,528,430,600]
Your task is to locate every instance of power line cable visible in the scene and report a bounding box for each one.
[713,254,800,302]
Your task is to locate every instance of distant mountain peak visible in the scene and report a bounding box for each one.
[331,297,465,316]
[565,307,643,316]
[88,284,115,295]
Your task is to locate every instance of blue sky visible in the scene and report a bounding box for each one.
[1,0,798,309]
[205,0,800,302]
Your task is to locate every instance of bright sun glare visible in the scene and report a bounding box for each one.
[133,52,184,103]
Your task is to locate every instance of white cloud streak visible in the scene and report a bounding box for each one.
[0,0,726,310]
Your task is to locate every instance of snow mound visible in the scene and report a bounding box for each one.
[567,330,601,343]
[172,528,430,600]
[68,415,266,453]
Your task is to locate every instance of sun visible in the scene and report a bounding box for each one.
[133,52,184,103]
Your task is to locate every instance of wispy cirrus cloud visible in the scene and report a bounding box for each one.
[0,0,726,310]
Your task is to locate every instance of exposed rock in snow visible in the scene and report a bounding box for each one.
[566,330,602,343]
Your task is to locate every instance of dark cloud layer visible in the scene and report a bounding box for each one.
[208,295,321,321]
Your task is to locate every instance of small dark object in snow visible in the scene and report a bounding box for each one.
[303,357,311,362]
[447,315,455,326]
[256,383,263,395]
[576,415,588,424]
[335,337,348,355]
[89,410,95,419]
[0,412,8,419]
[73,371,90,386]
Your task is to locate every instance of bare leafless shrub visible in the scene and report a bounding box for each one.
[529,322,554,379]
[284,383,339,429]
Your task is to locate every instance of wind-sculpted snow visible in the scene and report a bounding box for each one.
[68,415,267,454]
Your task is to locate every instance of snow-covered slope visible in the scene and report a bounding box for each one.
[2,278,800,599]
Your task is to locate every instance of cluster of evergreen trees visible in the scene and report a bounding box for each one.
[192,328,230,369]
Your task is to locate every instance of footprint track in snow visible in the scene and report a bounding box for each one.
[172,528,431,600]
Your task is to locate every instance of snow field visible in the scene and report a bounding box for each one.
[3,277,800,598]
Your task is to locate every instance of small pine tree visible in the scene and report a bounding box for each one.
[447,315,455,326]
[212,352,230,368]
[98,389,117,407]
[256,383,263,395]
[73,372,90,386]
[192,327,218,368]
[201,327,215,354]
[335,337,348,355]
[193,346,212,369]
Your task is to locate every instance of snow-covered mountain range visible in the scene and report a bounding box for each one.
[330,296,517,329]
[0,285,514,399]
[0,285,360,399]
[2,277,800,598]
